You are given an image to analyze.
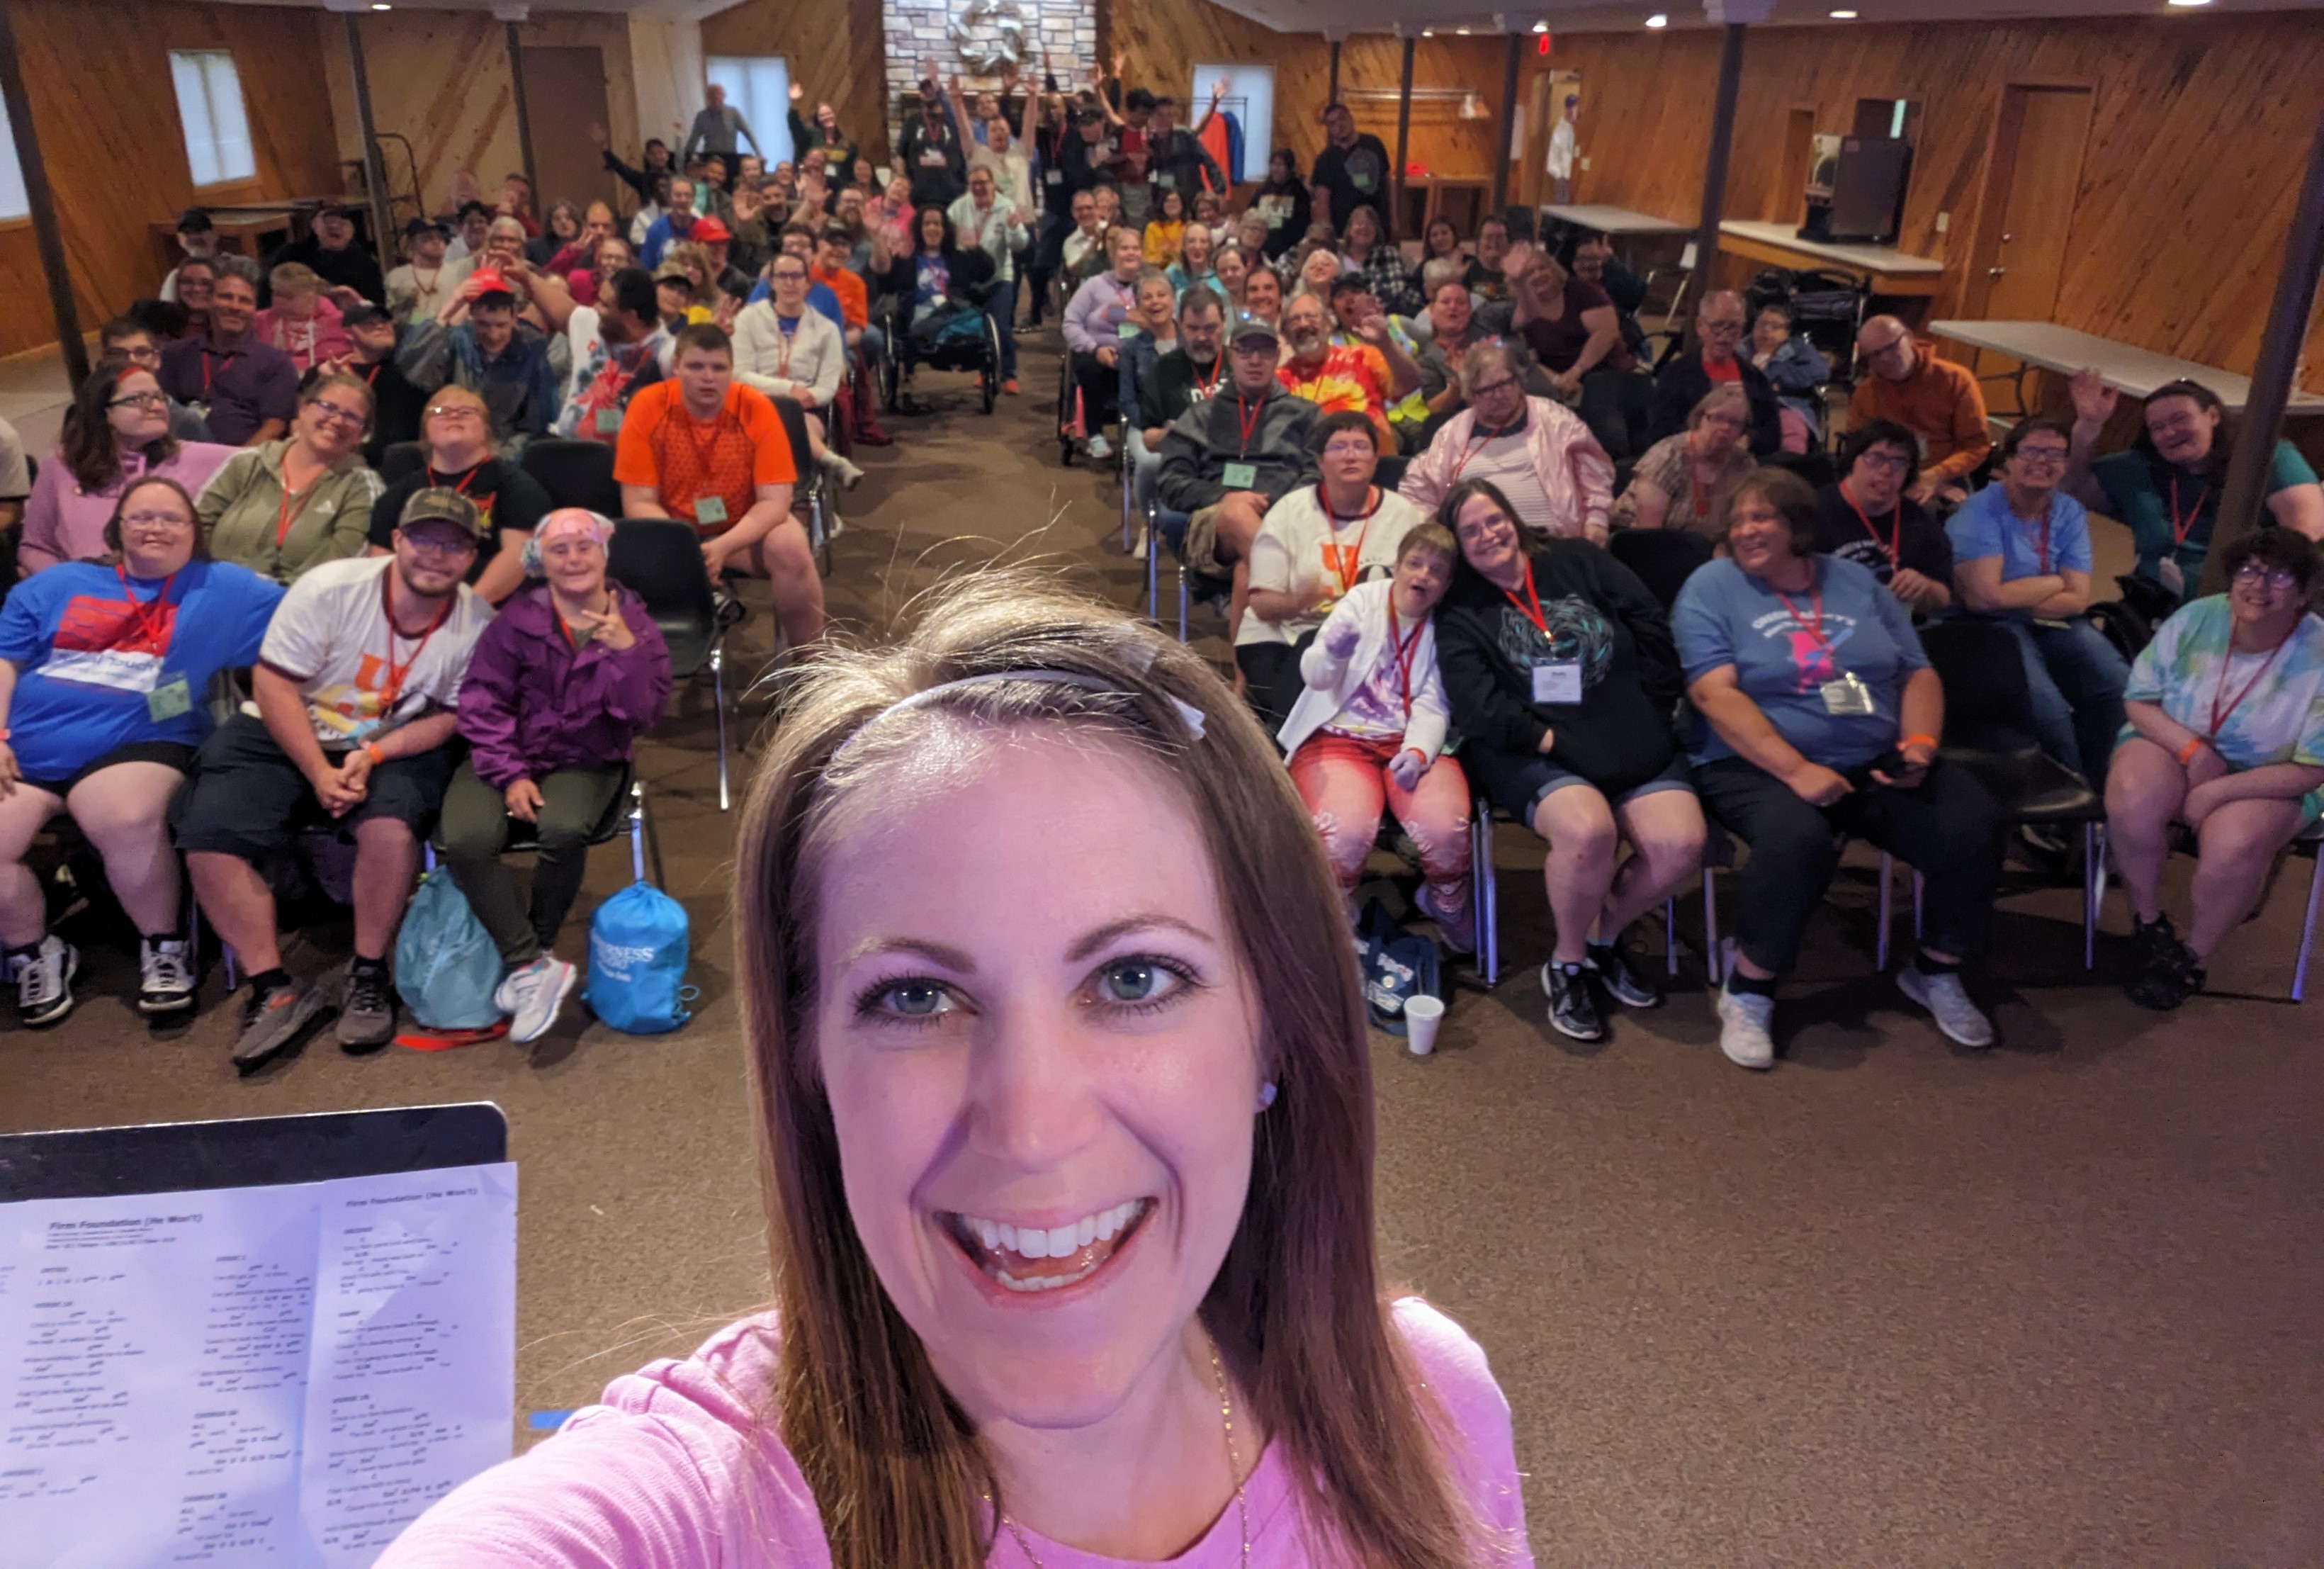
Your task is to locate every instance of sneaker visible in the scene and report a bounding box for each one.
[335,961,397,1052]
[495,955,578,1045]
[1085,433,1113,462]
[2132,912,2197,976]
[10,934,79,1028]
[1714,980,1777,1070]
[2126,947,2204,1011]
[1539,959,1606,1042]
[232,978,329,1074]
[1586,938,1663,1010]
[1002,377,1021,395]
[1414,883,1476,956]
[137,935,197,1016]
[823,452,866,490]
[1895,963,1995,1048]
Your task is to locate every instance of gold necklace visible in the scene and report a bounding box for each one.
[993,1340,1249,1568]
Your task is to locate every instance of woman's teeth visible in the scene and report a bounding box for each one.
[949,1198,1151,1293]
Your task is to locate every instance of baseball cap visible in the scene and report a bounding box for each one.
[653,259,693,283]
[690,215,731,243]
[1228,314,1280,345]
[175,208,215,235]
[404,215,449,240]
[315,200,354,220]
[340,301,393,329]
[468,269,515,301]
[398,486,488,541]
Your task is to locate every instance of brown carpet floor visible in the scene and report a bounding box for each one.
[5,332,2319,1563]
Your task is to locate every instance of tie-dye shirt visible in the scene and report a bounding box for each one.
[2121,593,2324,825]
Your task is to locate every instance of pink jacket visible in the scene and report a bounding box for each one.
[253,295,352,374]
[1399,395,1615,543]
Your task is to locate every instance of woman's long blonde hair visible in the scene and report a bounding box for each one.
[733,573,1489,1567]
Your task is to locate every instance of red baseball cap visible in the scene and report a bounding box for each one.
[468,268,514,299]
[691,215,731,243]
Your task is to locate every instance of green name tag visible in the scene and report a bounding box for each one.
[1221,461,1258,489]
[146,675,193,723]
[694,494,729,527]
[1353,171,1375,190]
[594,406,621,434]
[1117,320,1139,339]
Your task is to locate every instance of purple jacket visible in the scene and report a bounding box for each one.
[456,583,673,789]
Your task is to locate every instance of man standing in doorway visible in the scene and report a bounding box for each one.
[1547,94,1580,206]
[682,83,762,172]
[1310,102,1392,235]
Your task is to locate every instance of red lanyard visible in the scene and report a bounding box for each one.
[1501,555,1548,635]
[113,566,179,651]
[2167,476,2209,548]
[2207,624,2298,739]
[1385,599,1423,716]
[1844,486,1900,567]
[1319,485,1377,592]
[360,360,384,388]
[1770,575,1829,651]
[275,475,318,548]
[1234,393,1264,456]
[377,570,456,712]
[2022,498,2055,574]
[554,593,609,651]
[201,347,235,393]
[773,317,799,378]
[1455,416,1524,478]
[427,462,481,496]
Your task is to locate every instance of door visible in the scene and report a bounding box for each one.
[1771,107,1816,223]
[1518,69,1579,210]
[521,47,617,216]
[1977,86,2092,321]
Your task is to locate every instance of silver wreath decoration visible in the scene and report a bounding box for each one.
[948,0,1029,74]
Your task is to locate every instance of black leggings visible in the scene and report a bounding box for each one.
[1234,639,1309,736]
[1692,755,2004,977]
[1071,349,1121,429]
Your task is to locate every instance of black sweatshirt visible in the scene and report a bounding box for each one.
[1435,540,1683,797]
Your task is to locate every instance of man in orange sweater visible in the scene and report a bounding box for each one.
[1850,315,1991,505]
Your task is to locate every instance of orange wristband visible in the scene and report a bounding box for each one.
[1900,733,1936,750]
[364,743,385,767]
[2176,736,2206,766]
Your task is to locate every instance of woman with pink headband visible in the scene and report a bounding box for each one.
[442,508,672,1042]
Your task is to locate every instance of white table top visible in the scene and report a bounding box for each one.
[1540,203,1689,235]
[1717,219,1946,276]
[1931,320,2324,412]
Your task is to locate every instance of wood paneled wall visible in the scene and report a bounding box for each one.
[1537,11,2324,394]
[702,0,893,167]
[319,11,642,225]
[0,0,339,357]
[1107,0,1512,191]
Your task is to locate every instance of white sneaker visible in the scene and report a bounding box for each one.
[138,935,197,1016]
[821,451,866,490]
[1085,432,1114,461]
[11,933,78,1028]
[1895,963,1995,1048]
[1714,943,1775,1071]
[495,955,577,1045]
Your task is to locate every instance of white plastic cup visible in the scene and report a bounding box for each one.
[1403,994,1445,1056]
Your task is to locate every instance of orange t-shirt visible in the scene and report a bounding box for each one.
[811,262,869,332]
[614,381,798,537]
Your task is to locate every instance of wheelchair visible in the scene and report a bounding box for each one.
[879,282,1003,417]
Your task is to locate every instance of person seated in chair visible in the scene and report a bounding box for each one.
[397,269,565,454]
[1674,468,2004,1069]
[1946,418,2129,790]
[1610,384,1756,538]
[1747,300,1831,455]
[1814,419,1952,618]
[879,206,995,412]
[1509,243,1632,410]
[157,263,300,447]
[0,478,282,1027]
[1647,291,1782,457]
[1237,410,1426,730]
[1154,315,1321,645]
[1277,291,1399,453]
[196,371,385,583]
[1129,286,1226,521]
[1061,225,1148,462]
[1399,339,1614,546]
[1120,268,1180,453]
[367,386,549,607]
[1281,524,1474,952]
[2104,528,2324,1010]
[615,322,820,650]
[1433,477,1706,1045]
[552,266,671,446]
[180,488,495,1073]
[733,252,862,491]
[444,510,674,1045]
[20,361,236,574]
[1849,315,1989,506]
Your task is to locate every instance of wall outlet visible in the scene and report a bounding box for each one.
[1934,210,1950,233]
[1580,155,1592,171]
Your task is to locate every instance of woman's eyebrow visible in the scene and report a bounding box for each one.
[840,916,1216,972]
[1065,915,1214,964]
[840,936,976,972]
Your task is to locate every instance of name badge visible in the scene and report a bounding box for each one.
[921,150,947,167]
[1117,320,1139,339]
[693,494,729,527]
[1156,172,1176,189]
[1820,673,1875,716]
[1353,171,1375,190]
[594,406,621,434]
[1531,662,1583,705]
[146,675,193,723]
[1221,461,1258,489]
[1046,168,1064,186]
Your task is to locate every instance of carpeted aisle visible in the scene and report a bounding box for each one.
[4,331,2318,1562]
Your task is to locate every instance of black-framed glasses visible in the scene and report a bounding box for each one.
[2233,562,2300,590]
[108,391,169,411]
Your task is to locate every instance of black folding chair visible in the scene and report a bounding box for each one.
[379,441,426,485]
[424,763,662,892]
[608,519,732,811]
[767,393,830,575]
[1607,528,1713,612]
[520,438,624,517]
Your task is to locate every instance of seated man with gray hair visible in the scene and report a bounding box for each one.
[1399,339,1615,546]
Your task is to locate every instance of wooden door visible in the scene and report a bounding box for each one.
[1771,108,1816,223]
[1978,86,2093,321]
[521,47,618,215]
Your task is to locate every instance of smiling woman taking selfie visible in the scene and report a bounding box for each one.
[378,575,1532,1568]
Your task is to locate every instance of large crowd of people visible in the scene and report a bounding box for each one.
[0,51,2317,1080]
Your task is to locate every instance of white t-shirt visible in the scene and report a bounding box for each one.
[259,556,494,747]
[1238,485,1426,648]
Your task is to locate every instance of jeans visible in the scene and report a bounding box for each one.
[2003,617,2131,788]
[1693,754,2004,977]
[1028,212,1069,324]
[439,759,626,967]
[1287,732,1472,911]
[987,277,1018,380]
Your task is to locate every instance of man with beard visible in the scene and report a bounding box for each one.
[1276,291,1396,452]
[1309,102,1392,235]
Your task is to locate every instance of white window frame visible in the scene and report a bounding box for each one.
[703,55,794,171]
[0,91,31,223]
[1190,64,1275,186]
[169,50,256,189]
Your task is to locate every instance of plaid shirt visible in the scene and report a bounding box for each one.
[1357,244,1422,318]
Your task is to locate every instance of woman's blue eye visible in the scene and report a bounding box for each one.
[1098,960,1172,1005]
[879,980,951,1017]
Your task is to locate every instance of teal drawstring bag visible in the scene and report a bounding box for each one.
[586,879,692,1034]
[395,869,504,1030]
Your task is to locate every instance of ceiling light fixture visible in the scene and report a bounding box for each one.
[1457,26,1472,33]
[1829,7,1858,15]
[1645,12,1669,26]
[2165,0,2211,6]
[1533,19,1550,31]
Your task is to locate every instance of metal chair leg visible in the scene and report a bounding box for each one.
[2083,821,2102,971]
[1147,516,1160,621]
[2292,853,2323,1002]
[1877,850,1893,971]
[1176,563,1189,643]
[628,781,648,885]
[1475,802,1501,989]
[711,643,731,813]
[1912,870,1924,942]
[1663,896,1678,975]
[1702,869,1720,984]
[1121,472,1132,553]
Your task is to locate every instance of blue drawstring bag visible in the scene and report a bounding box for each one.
[587,879,692,1034]
[1357,898,1443,1038]
[395,869,504,1030]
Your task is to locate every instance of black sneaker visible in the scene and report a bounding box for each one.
[1540,960,1606,1042]
[2132,912,2194,973]
[2127,950,2204,1011]
[232,979,329,1075]
[1587,938,1663,1010]
[336,961,397,1053]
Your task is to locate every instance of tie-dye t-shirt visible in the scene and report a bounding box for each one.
[1672,553,1929,770]
[2121,594,2324,825]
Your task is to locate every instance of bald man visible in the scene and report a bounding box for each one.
[1647,289,1781,456]
[1850,315,1991,504]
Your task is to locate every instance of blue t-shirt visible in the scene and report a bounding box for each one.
[0,559,283,783]
[1945,483,2094,615]
[1672,553,1929,770]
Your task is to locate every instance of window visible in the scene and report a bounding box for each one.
[704,56,794,170]
[0,91,30,222]
[1190,64,1273,186]
[170,50,255,187]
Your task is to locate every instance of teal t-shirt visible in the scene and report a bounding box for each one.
[2092,439,2319,583]
[2119,593,2324,825]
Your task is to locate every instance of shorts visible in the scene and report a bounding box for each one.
[171,712,458,863]
[1465,745,1696,826]
[20,740,198,799]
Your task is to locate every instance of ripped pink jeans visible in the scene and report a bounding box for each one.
[1287,731,1472,918]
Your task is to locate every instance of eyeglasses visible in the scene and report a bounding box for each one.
[1321,441,1376,461]
[119,510,191,529]
[402,530,479,558]
[2011,445,2070,467]
[115,346,161,366]
[772,269,808,282]
[1862,336,1910,358]
[1699,317,1744,333]
[2233,562,2301,590]
[1470,375,1520,399]
[108,391,169,411]
[426,405,485,423]
[310,399,368,427]
[1854,451,1912,472]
